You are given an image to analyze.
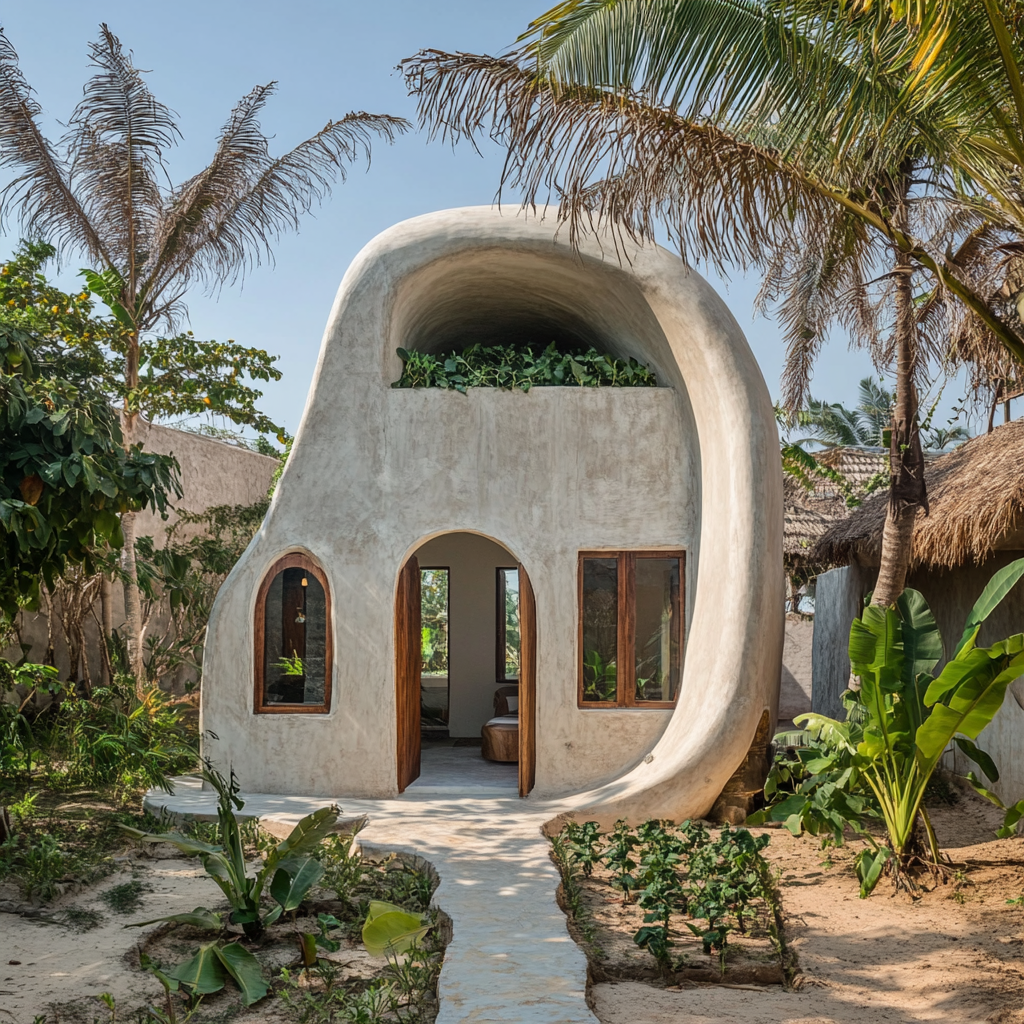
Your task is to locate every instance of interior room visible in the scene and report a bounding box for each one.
[405,532,521,792]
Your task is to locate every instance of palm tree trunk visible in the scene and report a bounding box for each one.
[872,247,926,607]
[120,329,147,693]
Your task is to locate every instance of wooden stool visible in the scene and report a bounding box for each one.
[481,715,519,762]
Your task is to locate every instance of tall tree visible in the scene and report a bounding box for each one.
[0,26,409,681]
[401,0,1023,604]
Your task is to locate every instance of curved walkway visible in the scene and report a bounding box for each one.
[145,778,596,1024]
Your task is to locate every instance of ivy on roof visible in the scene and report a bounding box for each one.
[392,342,657,393]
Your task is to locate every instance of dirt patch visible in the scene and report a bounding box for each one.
[568,862,787,987]
[590,788,1024,1023]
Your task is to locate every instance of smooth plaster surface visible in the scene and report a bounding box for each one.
[201,206,784,820]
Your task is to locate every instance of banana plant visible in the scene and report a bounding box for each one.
[798,558,1024,894]
[124,765,339,939]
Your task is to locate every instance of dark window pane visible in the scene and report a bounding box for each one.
[634,557,681,702]
[582,558,618,701]
[263,567,327,705]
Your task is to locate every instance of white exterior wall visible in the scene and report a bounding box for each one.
[201,207,784,817]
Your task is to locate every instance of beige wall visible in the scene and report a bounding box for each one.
[201,207,784,818]
[415,533,514,737]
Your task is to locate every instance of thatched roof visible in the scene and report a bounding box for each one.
[784,503,836,562]
[813,419,1024,569]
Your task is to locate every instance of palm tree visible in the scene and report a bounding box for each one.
[400,0,1020,604]
[798,378,894,448]
[0,25,409,684]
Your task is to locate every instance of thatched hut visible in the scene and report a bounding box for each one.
[811,419,1024,802]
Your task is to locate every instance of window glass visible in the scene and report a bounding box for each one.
[581,557,618,702]
[498,568,520,681]
[262,566,327,706]
[634,557,681,702]
[420,568,449,731]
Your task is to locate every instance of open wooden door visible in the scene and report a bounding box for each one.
[395,556,421,793]
[518,564,536,796]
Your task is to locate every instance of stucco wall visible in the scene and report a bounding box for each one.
[201,207,784,813]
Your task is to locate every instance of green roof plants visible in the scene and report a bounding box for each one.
[392,342,657,393]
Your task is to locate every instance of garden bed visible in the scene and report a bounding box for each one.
[561,786,1024,1023]
[2,788,447,1024]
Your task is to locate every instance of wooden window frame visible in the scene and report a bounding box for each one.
[577,550,685,710]
[496,566,520,685]
[254,552,332,715]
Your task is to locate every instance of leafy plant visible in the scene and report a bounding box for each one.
[393,341,657,393]
[2,832,69,899]
[963,773,1024,839]
[602,819,640,901]
[141,943,267,1009]
[361,900,431,957]
[562,820,604,877]
[123,764,339,939]
[757,558,1024,895]
[317,817,366,904]
[582,650,617,702]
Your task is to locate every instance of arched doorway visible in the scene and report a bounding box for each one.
[395,532,536,797]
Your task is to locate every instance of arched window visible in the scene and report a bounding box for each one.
[254,553,332,714]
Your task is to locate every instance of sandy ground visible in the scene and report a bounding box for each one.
[3,788,1022,1024]
[1,850,222,1024]
[594,793,1024,1024]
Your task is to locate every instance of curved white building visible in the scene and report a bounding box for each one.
[200,206,783,821]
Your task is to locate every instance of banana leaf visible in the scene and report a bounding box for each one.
[361,900,430,957]
[263,805,339,876]
[918,635,1024,772]
[954,558,1024,657]
[128,907,223,930]
[118,826,224,858]
[270,857,324,913]
[214,943,268,1006]
[168,942,226,996]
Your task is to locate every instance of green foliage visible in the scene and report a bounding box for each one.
[0,831,68,899]
[393,342,657,393]
[0,664,195,797]
[123,764,338,940]
[581,650,617,702]
[317,818,367,903]
[754,559,1024,895]
[419,568,448,675]
[557,819,780,972]
[361,900,431,958]
[0,318,179,618]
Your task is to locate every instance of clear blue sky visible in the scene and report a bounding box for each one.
[3,1,954,437]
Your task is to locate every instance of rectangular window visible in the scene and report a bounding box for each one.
[420,568,449,732]
[578,551,684,708]
[496,568,521,682]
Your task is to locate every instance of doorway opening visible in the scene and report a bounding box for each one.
[395,532,536,796]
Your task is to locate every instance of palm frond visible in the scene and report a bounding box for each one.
[152,109,409,293]
[0,28,106,261]
[64,24,178,287]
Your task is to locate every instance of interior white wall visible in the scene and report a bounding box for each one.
[415,533,515,738]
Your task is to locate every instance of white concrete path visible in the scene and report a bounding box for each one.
[144,776,596,1024]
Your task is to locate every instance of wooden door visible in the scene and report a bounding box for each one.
[518,565,537,796]
[395,556,421,792]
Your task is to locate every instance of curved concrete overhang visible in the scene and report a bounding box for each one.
[201,206,783,818]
